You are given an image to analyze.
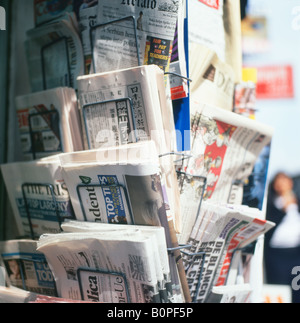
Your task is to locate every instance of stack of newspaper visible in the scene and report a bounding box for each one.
[25,15,84,92]
[177,101,274,244]
[0,155,75,238]
[15,87,83,161]
[58,140,190,302]
[33,0,75,27]
[37,224,182,303]
[0,239,57,297]
[182,202,274,303]
[76,65,175,152]
[76,65,181,233]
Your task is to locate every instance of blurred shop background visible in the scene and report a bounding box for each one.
[242,0,300,181]
[242,0,300,303]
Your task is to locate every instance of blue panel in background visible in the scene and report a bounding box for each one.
[173,0,190,152]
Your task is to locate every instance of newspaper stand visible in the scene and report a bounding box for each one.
[76,182,135,225]
[89,16,141,73]
[28,109,63,160]
[81,97,138,150]
[21,183,66,240]
[41,36,71,90]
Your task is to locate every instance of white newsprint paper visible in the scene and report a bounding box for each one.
[1,155,75,238]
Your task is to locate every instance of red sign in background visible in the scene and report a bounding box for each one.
[256,65,294,99]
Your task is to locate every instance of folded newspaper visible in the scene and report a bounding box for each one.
[37,229,178,303]
[0,240,57,297]
[93,0,184,73]
[76,67,181,233]
[25,16,84,92]
[61,220,182,302]
[182,202,275,303]
[15,87,83,161]
[0,155,75,238]
[177,101,273,242]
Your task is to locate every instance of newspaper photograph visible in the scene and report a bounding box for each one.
[0,240,57,297]
[37,231,165,303]
[0,156,75,238]
[15,87,83,161]
[183,202,274,303]
[93,0,183,73]
[25,17,84,92]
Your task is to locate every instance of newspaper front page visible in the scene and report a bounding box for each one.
[1,156,75,238]
[38,231,165,303]
[15,87,83,161]
[0,240,57,297]
[93,0,183,73]
[183,202,274,303]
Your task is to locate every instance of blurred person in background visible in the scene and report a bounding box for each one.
[264,172,300,303]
